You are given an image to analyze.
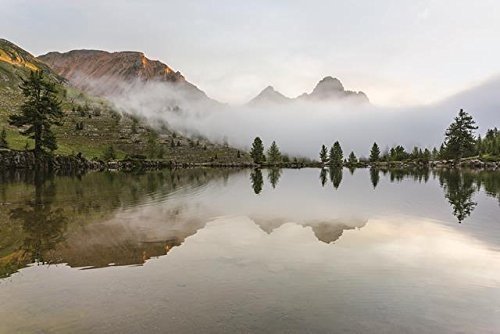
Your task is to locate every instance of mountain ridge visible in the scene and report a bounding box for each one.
[248,76,369,106]
[38,49,210,101]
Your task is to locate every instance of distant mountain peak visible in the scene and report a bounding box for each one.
[248,76,369,106]
[248,85,291,105]
[314,76,345,91]
[303,76,369,103]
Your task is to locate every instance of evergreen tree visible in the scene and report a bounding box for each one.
[431,147,439,160]
[480,128,499,157]
[9,71,63,158]
[329,141,343,166]
[0,127,8,149]
[423,148,431,162]
[250,137,265,164]
[369,142,380,162]
[389,145,408,161]
[319,144,328,164]
[444,109,478,161]
[267,141,282,164]
[348,151,357,164]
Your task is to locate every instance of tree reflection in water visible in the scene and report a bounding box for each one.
[9,171,68,268]
[319,168,328,187]
[439,170,478,223]
[268,168,282,189]
[250,169,263,194]
[369,168,380,189]
[329,167,343,189]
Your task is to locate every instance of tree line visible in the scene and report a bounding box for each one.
[3,70,499,166]
[249,109,499,165]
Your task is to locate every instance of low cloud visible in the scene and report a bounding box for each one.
[87,76,500,158]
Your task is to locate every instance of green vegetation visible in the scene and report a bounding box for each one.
[443,109,478,162]
[0,127,7,148]
[348,151,358,164]
[319,144,328,163]
[9,70,63,158]
[369,142,380,162]
[250,137,265,164]
[314,109,498,167]
[267,141,282,164]
[477,128,500,161]
[102,145,116,161]
[329,141,343,167]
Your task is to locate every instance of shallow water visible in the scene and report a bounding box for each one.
[0,168,499,333]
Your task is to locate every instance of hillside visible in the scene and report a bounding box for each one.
[0,39,249,163]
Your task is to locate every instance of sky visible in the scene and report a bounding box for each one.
[1,0,500,106]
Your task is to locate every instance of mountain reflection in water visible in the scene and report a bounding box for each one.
[0,167,499,279]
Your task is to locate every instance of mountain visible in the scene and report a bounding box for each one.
[0,39,248,163]
[38,49,210,100]
[248,86,292,105]
[247,76,369,106]
[301,76,369,102]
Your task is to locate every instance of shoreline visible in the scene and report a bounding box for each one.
[0,149,498,172]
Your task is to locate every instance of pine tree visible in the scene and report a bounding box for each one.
[0,127,8,149]
[267,141,282,164]
[329,141,343,166]
[444,109,478,161]
[348,151,357,164]
[250,137,265,164]
[369,142,380,162]
[9,71,63,158]
[319,144,328,163]
[431,147,439,160]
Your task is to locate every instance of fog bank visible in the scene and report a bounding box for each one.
[100,77,500,158]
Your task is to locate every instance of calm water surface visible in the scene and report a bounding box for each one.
[0,168,499,333]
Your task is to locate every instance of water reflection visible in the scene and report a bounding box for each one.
[0,167,499,279]
[329,167,343,189]
[439,170,478,223]
[3,172,68,277]
[267,168,282,189]
[0,168,236,277]
[369,168,380,188]
[250,169,263,194]
[319,168,328,187]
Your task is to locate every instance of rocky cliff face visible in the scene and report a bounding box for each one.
[38,49,209,100]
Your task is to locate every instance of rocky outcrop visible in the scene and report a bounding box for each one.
[0,149,102,172]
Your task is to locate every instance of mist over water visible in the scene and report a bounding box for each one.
[89,76,500,158]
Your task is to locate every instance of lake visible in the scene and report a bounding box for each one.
[0,167,499,333]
